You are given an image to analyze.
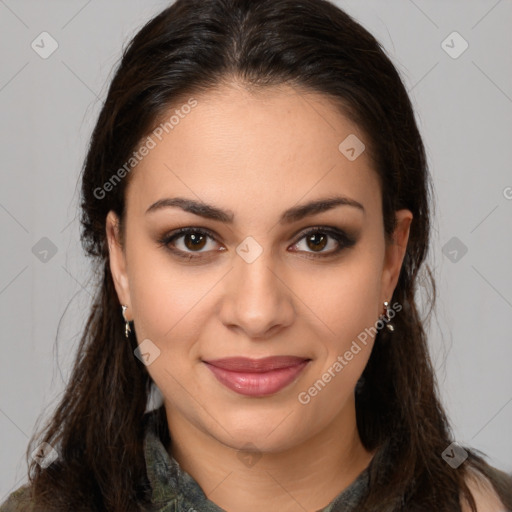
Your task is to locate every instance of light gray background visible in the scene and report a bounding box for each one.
[1,0,511,501]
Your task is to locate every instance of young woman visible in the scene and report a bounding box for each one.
[2,0,511,511]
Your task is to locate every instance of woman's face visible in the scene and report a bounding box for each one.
[107,83,412,454]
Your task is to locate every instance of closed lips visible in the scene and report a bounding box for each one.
[203,356,310,372]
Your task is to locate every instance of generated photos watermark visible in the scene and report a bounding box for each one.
[297,301,402,405]
[94,97,198,200]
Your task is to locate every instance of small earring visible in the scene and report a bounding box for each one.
[121,305,132,338]
[383,301,395,332]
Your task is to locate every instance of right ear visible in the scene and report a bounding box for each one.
[106,211,132,320]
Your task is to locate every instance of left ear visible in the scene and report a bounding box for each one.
[381,209,413,301]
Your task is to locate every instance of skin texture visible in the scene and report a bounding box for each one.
[461,471,508,512]
[107,81,413,512]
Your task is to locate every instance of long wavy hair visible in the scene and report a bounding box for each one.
[23,0,512,510]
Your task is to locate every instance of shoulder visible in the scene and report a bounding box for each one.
[0,484,34,512]
[460,468,508,512]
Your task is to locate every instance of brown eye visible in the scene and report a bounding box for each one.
[182,232,208,251]
[290,227,356,258]
[305,232,328,252]
[158,228,220,258]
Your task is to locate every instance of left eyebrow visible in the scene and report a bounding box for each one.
[145,195,365,224]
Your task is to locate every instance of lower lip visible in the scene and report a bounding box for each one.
[204,360,310,397]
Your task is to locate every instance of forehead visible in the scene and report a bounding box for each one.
[125,83,381,224]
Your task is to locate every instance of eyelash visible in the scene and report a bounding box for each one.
[157,226,356,261]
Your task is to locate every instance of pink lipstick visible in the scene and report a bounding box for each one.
[203,356,310,397]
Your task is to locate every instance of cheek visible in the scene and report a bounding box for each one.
[297,252,383,404]
[126,253,213,398]
[126,237,210,340]
[295,262,382,421]
[300,255,383,347]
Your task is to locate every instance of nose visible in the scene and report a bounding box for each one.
[219,248,295,340]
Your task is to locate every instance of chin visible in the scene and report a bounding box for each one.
[209,412,309,454]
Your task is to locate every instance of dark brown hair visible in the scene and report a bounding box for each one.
[20,0,512,510]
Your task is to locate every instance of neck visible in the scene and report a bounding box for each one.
[165,395,375,512]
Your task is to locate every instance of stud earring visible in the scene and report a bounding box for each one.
[121,305,132,338]
[383,301,394,332]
